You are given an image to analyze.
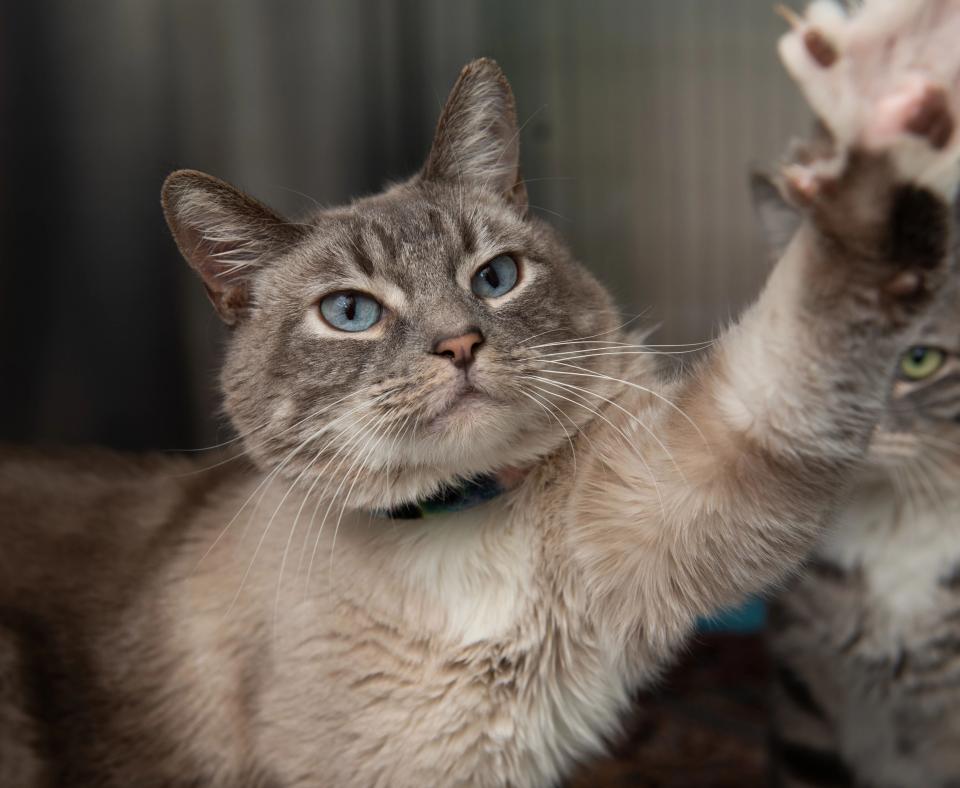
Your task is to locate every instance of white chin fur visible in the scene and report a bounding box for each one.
[343,414,562,511]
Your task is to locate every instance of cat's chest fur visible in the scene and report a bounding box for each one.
[140,469,641,788]
[774,486,960,787]
[817,485,960,634]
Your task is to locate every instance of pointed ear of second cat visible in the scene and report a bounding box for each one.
[421,58,528,213]
[161,170,304,325]
[750,172,802,260]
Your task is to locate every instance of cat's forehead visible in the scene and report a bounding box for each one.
[302,184,529,281]
[914,316,960,353]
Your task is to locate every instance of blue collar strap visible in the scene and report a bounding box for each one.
[380,473,507,520]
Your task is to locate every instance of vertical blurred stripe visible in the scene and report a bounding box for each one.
[0,0,811,447]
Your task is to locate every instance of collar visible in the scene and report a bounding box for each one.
[379,467,528,520]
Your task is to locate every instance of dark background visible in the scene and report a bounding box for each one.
[0,0,809,452]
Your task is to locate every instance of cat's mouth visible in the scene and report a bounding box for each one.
[426,381,500,428]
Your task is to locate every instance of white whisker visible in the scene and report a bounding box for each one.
[526,375,685,482]
[536,362,712,452]
[525,381,665,517]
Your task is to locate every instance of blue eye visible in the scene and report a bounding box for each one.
[471,254,518,298]
[319,291,382,332]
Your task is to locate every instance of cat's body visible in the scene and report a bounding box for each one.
[0,409,646,787]
[4,2,960,785]
[770,316,960,788]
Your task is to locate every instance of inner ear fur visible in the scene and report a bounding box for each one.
[161,169,304,325]
[421,58,528,213]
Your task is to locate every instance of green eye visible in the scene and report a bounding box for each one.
[899,346,946,380]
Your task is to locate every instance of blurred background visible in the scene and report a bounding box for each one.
[0,0,810,451]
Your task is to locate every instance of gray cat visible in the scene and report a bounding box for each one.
[769,291,960,788]
[3,2,960,786]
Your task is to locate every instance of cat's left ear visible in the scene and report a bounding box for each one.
[162,170,305,325]
[421,58,528,214]
[749,171,803,260]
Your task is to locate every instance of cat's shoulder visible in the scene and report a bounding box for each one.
[0,444,248,592]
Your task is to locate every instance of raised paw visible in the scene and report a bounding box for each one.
[872,77,953,152]
[779,0,960,199]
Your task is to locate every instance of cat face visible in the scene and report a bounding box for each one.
[162,59,620,508]
[869,291,960,490]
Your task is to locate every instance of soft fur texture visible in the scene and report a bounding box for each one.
[4,3,960,785]
[769,292,960,788]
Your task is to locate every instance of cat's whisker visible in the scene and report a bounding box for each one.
[294,406,395,591]
[905,452,947,513]
[165,424,265,453]
[530,348,712,362]
[231,403,389,616]
[273,184,323,213]
[911,450,956,514]
[895,462,930,517]
[535,362,712,452]
[172,389,364,477]
[238,394,392,544]
[526,203,572,223]
[267,401,394,636]
[192,416,346,574]
[517,326,565,346]
[527,338,715,352]
[516,386,579,473]
[327,412,413,582]
[533,311,656,349]
[307,410,397,593]
[524,380,665,517]
[915,433,960,454]
[198,391,388,581]
[526,375,685,483]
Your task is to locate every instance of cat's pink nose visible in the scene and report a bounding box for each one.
[432,330,484,369]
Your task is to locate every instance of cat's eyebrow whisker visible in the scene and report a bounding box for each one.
[524,380,665,518]
[526,375,685,483]
[536,362,712,453]
[273,184,323,213]
[526,203,572,223]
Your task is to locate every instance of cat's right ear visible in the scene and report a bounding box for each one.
[749,172,802,260]
[421,58,528,213]
[161,170,304,325]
